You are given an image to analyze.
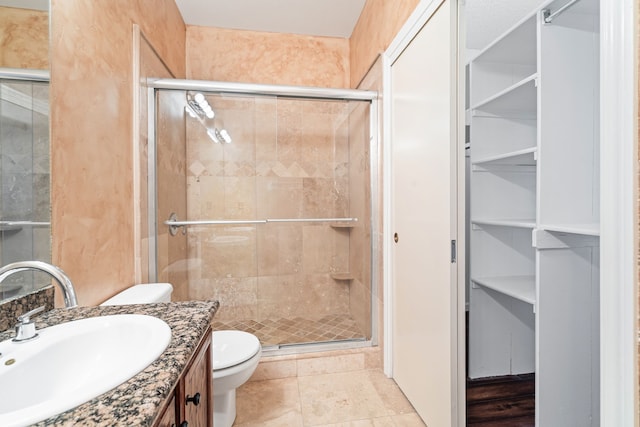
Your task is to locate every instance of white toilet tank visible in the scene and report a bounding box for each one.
[100,283,173,306]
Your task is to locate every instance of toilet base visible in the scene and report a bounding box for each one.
[213,388,236,427]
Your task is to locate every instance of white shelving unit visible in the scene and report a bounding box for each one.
[468,0,600,425]
[472,276,536,306]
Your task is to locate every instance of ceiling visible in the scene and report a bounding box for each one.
[174,0,367,38]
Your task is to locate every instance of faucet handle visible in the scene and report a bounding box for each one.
[17,306,45,324]
[13,306,45,342]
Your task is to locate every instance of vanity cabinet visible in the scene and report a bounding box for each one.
[156,396,177,427]
[178,328,213,427]
[155,328,213,427]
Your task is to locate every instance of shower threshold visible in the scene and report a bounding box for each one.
[261,338,372,357]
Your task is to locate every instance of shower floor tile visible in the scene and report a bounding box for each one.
[212,314,366,347]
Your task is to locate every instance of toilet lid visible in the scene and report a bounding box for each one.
[212,330,261,370]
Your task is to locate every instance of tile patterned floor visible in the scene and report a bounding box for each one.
[212,314,366,347]
[233,369,427,427]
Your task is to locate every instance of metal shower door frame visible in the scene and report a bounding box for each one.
[146,78,380,349]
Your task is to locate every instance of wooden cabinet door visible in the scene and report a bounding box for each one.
[156,396,177,427]
[179,331,213,427]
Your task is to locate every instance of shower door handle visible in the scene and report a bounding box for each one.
[394,233,399,243]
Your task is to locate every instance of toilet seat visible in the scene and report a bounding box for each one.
[212,330,261,370]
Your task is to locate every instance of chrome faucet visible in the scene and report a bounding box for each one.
[0,261,78,308]
[13,306,45,342]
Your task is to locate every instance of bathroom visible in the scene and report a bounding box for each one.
[0,0,636,426]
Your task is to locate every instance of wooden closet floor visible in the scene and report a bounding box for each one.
[466,374,535,426]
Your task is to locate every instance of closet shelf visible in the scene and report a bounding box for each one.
[539,223,599,236]
[471,74,537,117]
[472,147,537,167]
[472,275,536,306]
[472,218,536,229]
[473,16,536,66]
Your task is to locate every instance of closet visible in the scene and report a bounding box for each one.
[467,0,600,424]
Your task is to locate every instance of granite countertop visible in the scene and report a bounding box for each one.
[0,300,219,427]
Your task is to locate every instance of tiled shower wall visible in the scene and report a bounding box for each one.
[185,95,371,332]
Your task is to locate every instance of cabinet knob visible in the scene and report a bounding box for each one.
[394,232,399,243]
[180,422,188,427]
[186,392,201,406]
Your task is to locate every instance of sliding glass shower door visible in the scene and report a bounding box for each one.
[151,82,376,350]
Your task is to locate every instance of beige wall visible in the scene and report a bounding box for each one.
[0,6,48,70]
[349,0,421,87]
[50,0,185,306]
[186,26,349,88]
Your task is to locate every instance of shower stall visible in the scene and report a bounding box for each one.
[147,80,378,351]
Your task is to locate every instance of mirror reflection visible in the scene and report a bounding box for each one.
[0,0,50,302]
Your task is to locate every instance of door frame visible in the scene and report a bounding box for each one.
[381,0,637,425]
[382,0,465,424]
[600,0,636,425]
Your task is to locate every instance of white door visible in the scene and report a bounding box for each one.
[390,1,460,425]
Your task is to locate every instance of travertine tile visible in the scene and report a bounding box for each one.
[366,370,416,416]
[364,348,383,370]
[234,378,303,426]
[390,413,427,427]
[213,314,365,347]
[313,417,396,427]
[249,359,297,382]
[297,353,365,377]
[192,277,257,321]
[298,371,388,425]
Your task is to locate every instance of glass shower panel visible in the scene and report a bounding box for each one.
[155,88,372,349]
[0,79,50,299]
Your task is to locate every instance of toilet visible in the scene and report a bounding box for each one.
[100,283,173,306]
[100,283,260,427]
[212,330,261,427]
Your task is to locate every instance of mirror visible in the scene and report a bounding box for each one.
[0,0,50,302]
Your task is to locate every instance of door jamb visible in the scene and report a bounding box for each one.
[600,0,637,424]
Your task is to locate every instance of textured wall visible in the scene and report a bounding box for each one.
[0,6,48,69]
[186,26,349,88]
[349,0,421,87]
[50,0,185,306]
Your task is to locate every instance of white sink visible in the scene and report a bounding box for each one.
[0,314,171,427]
